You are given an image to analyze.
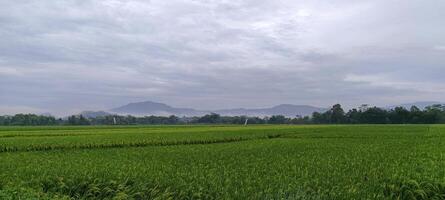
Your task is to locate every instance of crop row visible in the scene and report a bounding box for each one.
[1,125,445,199]
[0,134,282,153]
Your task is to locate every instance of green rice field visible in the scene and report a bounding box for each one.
[1,125,445,199]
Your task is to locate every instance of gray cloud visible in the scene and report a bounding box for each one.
[1,0,445,115]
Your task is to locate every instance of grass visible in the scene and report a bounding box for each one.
[1,125,445,199]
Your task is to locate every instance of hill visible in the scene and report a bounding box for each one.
[110,101,326,117]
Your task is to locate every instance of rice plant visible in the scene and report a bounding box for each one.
[1,125,445,199]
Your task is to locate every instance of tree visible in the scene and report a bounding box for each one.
[330,104,345,123]
[167,115,179,124]
[312,112,329,124]
[268,115,288,124]
[389,107,410,124]
[423,104,443,123]
[345,109,360,124]
[198,113,221,123]
[361,107,389,124]
[409,106,423,124]
[67,115,90,125]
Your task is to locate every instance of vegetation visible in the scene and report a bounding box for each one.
[0,114,58,126]
[1,125,445,199]
[312,104,445,124]
[2,103,445,126]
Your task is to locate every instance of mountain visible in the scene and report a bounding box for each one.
[80,101,445,117]
[387,101,444,110]
[110,101,326,117]
[214,104,327,117]
[110,101,205,116]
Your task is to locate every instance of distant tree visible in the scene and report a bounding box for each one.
[268,115,288,124]
[359,104,369,112]
[330,104,345,123]
[5,114,57,126]
[312,112,329,124]
[407,106,422,124]
[345,108,361,124]
[198,113,221,124]
[246,117,266,124]
[290,116,311,124]
[167,115,179,124]
[361,107,389,124]
[423,104,444,123]
[4,103,445,126]
[66,115,90,125]
[0,116,5,125]
[389,107,410,124]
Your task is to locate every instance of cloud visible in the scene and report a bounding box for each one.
[0,106,42,115]
[0,0,445,115]
[434,45,445,51]
[0,67,23,76]
[344,74,445,93]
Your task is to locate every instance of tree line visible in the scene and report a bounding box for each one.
[312,104,445,124]
[1,104,444,126]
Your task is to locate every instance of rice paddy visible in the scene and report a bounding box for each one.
[1,125,445,199]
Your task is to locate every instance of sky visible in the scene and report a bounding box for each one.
[1,0,445,116]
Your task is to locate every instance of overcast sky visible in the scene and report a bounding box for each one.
[1,0,445,116]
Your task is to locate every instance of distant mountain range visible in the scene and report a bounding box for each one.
[77,100,444,118]
[105,100,327,117]
[213,104,326,117]
[110,101,205,116]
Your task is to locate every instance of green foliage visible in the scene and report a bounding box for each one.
[2,103,445,126]
[40,177,176,200]
[197,113,221,124]
[67,115,90,125]
[1,125,445,199]
[0,114,57,126]
[384,180,445,200]
[0,186,49,200]
[268,115,288,124]
[0,125,291,153]
[313,104,346,124]
[319,104,445,124]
